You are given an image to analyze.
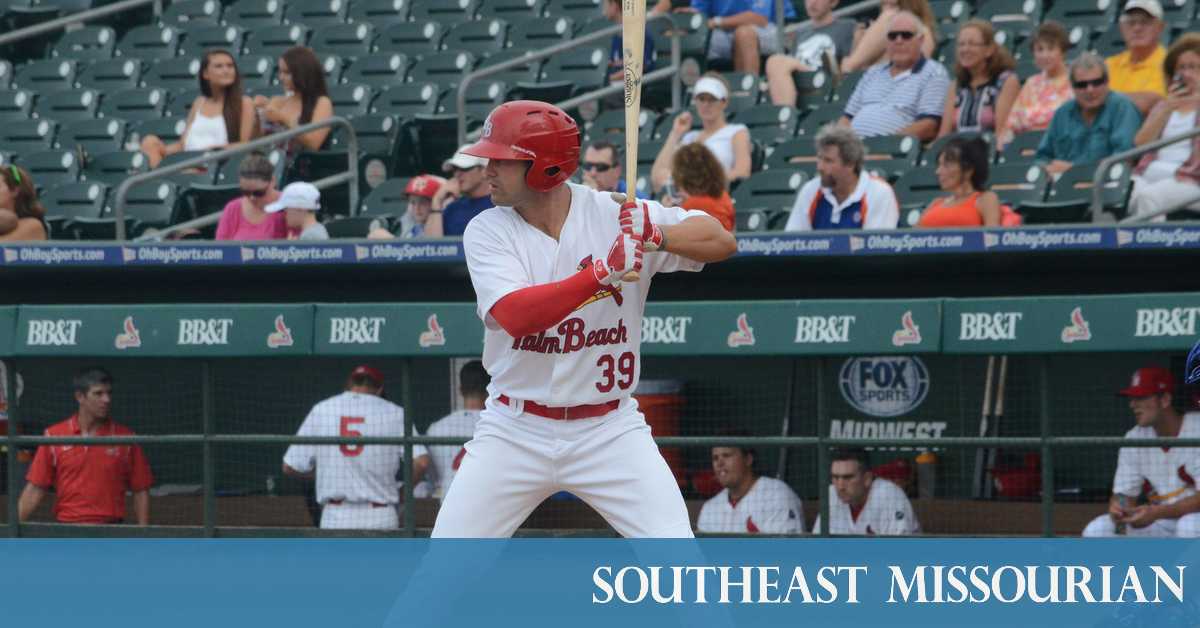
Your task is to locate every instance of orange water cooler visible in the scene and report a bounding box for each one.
[634,379,686,488]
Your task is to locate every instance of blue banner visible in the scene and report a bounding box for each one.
[2,539,1196,627]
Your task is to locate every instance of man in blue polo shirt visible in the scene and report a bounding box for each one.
[784,124,899,231]
[839,10,949,141]
[427,146,492,237]
[1036,52,1142,177]
[691,0,795,75]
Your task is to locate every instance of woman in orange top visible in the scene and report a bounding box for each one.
[664,142,735,232]
[918,136,1001,228]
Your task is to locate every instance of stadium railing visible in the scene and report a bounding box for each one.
[0,0,160,50]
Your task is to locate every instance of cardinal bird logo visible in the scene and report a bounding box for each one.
[727,313,756,347]
[574,256,623,308]
[1060,307,1092,343]
[892,310,922,347]
[114,316,141,350]
[419,314,446,348]
[267,315,294,348]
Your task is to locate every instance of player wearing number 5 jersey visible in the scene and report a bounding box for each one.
[283,365,429,530]
[432,100,737,538]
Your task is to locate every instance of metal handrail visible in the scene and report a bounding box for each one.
[784,0,881,34]
[0,0,159,47]
[455,13,678,147]
[1093,126,1200,221]
[114,116,359,241]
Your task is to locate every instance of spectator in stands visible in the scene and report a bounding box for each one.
[678,0,796,75]
[937,19,1019,139]
[840,0,937,74]
[1128,34,1200,221]
[141,49,256,168]
[603,0,655,84]
[813,448,919,535]
[254,46,334,154]
[764,0,860,106]
[651,74,751,194]
[1106,0,1169,116]
[658,143,735,231]
[998,21,1073,149]
[419,361,490,501]
[1082,367,1200,537]
[395,174,445,238]
[215,151,287,240]
[581,140,625,194]
[917,136,1003,227]
[266,181,328,240]
[1036,53,1142,176]
[785,124,899,230]
[838,10,949,141]
[0,165,47,241]
[19,367,153,525]
[426,146,491,237]
[696,431,805,534]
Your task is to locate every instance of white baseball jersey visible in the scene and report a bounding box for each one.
[1112,412,1200,505]
[423,409,481,498]
[282,391,427,505]
[815,478,919,535]
[464,183,711,406]
[697,476,806,534]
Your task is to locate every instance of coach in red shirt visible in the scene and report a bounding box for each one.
[18,367,153,524]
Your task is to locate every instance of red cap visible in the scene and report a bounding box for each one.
[1118,367,1175,397]
[405,174,445,199]
[349,365,384,387]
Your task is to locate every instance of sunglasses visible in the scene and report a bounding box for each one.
[886,30,916,41]
[241,188,269,198]
[582,162,614,172]
[1072,77,1107,89]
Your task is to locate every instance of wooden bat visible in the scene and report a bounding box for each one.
[621,0,645,282]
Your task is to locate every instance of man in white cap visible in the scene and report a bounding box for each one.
[427,145,491,237]
[266,181,328,240]
[1106,0,1169,115]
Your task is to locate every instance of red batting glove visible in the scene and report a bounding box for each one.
[612,193,664,252]
[592,230,644,286]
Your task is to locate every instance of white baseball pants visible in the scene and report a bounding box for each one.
[1082,513,1200,537]
[320,502,399,530]
[432,397,693,538]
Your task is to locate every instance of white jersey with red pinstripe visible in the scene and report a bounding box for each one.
[1113,412,1200,505]
[815,478,919,535]
[697,477,806,534]
[424,409,481,499]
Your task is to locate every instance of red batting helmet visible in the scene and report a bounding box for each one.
[462,100,580,192]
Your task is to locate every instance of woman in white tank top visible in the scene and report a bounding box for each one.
[140,50,257,168]
[651,73,751,196]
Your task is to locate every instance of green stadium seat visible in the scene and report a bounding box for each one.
[324,216,385,237]
[1044,0,1118,32]
[795,102,843,136]
[77,58,144,91]
[318,53,346,85]
[330,113,402,185]
[100,87,171,122]
[19,149,81,188]
[989,162,1049,209]
[831,71,862,103]
[160,0,222,25]
[311,23,375,61]
[441,18,508,56]
[648,11,709,83]
[475,48,541,90]
[238,55,276,91]
[116,25,183,61]
[650,106,702,140]
[59,118,129,156]
[539,45,606,96]
[328,83,376,116]
[42,181,108,237]
[735,104,800,147]
[542,0,600,24]
[409,0,480,26]
[177,23,246,57]
[734,209,771,232]
[358,176,410,218]
[377,21,446,58]
[928,0,972,25]
[1017,161,1131,223]
[975,0,1044,29]
[0,60,11,89]
[284,0,351,28]
[440,79,506,126]
[892,166,943,217]
[243,24,310,58]
[731,169,805,215]
[82,150,150,186]
[1,119,58,154]
[764,137,817,174]
[863,135,921,164]
[0,88,36,121]
[13,59,81,92]
[507,16,574,49]
[347,0,411,29]
[477,0,543,22]
[585,107,653,143]
[142,57,201,94]
[167,88,201,117]
[713,71,759,114]
[997,130,1044,164]
[35,87,101,122]
[407,51,476,90]
[408,113,461,174]
[1,5,63,64]
[225,0,285,29]
[372,82,441,118]
[789,69,834,111]
[129,117,188,148]
[51,25,117,60]
[343,53,409,90]
[920,132,991,166]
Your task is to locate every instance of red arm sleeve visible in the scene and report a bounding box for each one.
[25,444,55,488]
[128,445,154,491]
[489,265,602,338]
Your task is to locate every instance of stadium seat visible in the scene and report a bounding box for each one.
[59,118,129,156]
[318,53,346,85]
[928,0,971,24]
[0,60,11,89]
[225,0,285,29]
[372,82,441,118]
[1,5,62,64]
[376,21,446,58]
[19,149,81,188]
[324,215,385,237]
[358,176,410,218]
[718,72,762,114]
[128,117,187,147]
[789,70,834,111]
[441,18,508,57]
[70,181,179,239]
[439,79,506,122]
[997,131,1044,164]
[244,24,311,58]
[477,0,543,22]
[0,88,36,121]
[974,0,1044,29]
[920,132,991,166]
[167,88,201,117]
[831,71,862,103]
[311,23,375,61]
[734,209,771,232]
[177,23,246,57]
[408,113,462,174]
[51,25,117,60]
[330,113,401,186]
[1,119,58,154]
[81,149,150,186]
[648,11,709,81]
[142,57,201,95]
[649,107,702,140]
[1043,0,1118,33]
[409,0,480,26]
[327,83,376,116]
[892,167,944,217]
[284,0,351,27]
[116,25,183,61]
[238,55,276,91]
[13,59,81,92]
[100,87,170,122]
[347,0,411,29]
[1018,161,1131,223]
[342,53,409,90]
[539,45,606,96]
[734,104,800,147]
[507,16,574,49]
[542,0,601,25]
[160,0,222,25]
[586,108,653,143]
[989,162,1050,209]
[475,48,541,91]
[795,103,844,136]
[862,135,921,164]
[731,169,806,215]
[407,51,477,90]
[77,58,144,92]
[41,181,108,237]
[35,88,101,122]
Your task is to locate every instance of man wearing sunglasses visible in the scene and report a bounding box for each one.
[1106,0,1169,116]
[1036,53,1142,177]
[581,140,625,194]
[838,10,949,141]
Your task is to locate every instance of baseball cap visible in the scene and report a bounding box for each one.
[442,145,488,172]
[1123,0,1163,19]
[265,182,320,213]
[349,365,384,387]
[405,174,445,199]
[1118,366,1175,397]
[693,76,729,101]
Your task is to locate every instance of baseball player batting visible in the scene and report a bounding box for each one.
[431,100,737,538]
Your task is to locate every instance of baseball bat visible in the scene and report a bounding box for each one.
[621,0,645,282]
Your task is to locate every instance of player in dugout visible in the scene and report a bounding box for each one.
[697,430,805,534]
[814,447,919,535]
